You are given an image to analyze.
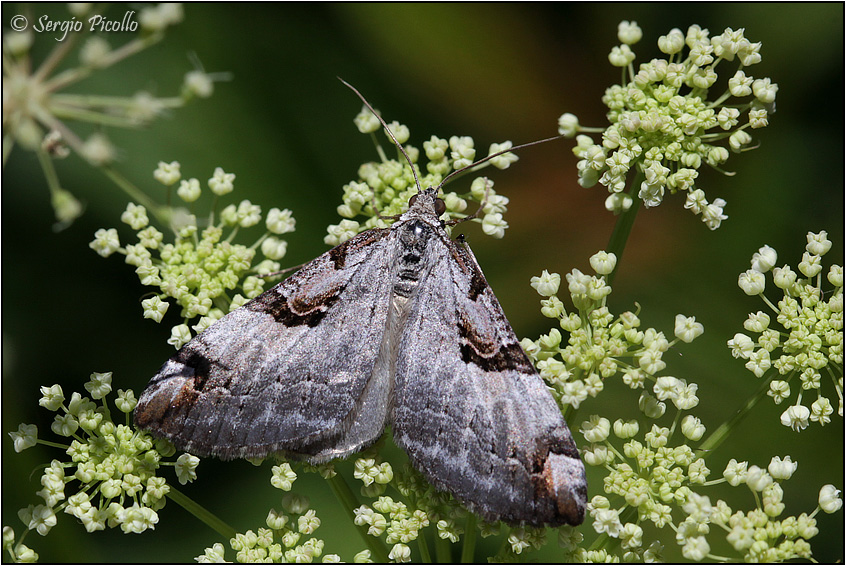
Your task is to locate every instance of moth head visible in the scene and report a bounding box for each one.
[408,190,447,218]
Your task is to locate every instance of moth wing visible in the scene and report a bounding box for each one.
[391,237,587,526]
[134,228,399,462]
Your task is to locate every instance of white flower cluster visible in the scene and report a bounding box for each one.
[563,22,777,230]
[729,231,842,431]
[91,162,297,348]
[5,374,194,561]
[325,106,519,245]
[523,251,704,410]
[577,404,839,561]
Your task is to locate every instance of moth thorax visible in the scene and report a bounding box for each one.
[401,220,432,249]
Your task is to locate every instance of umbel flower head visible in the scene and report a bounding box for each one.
[522,250,704,411]
[728,231,843,431]
[5,373,198,561]
[578,399,833,564]
[536,249,838,564]
[90,162,297,348]
[2,3,221,229]
[560,21,777,230]
[325,105,519,245]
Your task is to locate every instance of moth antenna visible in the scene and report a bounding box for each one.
[437,134,564,191]
[446,178,492,226]
[369,190,402,222]
[257,262,307,279]
[339,78,423,194]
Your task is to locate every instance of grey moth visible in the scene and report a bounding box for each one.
[134,87,587,527]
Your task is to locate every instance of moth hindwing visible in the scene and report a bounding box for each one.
[134,187,587,526]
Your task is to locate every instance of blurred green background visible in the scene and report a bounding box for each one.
[2,3,843,562]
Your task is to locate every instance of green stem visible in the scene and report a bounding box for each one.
[3,132,14,166]
[249,231,271,252]
[43,33,163,93]
[167,485,236,540]
[417,531,432,563]
[16,528,30,554]
[326,474,390,563]
[225,226,240,244]
[36,439,70,450]
[562,403,581,429]
[100,165,170,224]
[434,533,452,562]
[698,376,771,454]
[33,32,80,82]
[460,514,477,563]
[35,148,62,196]
[492,535,507,561]
[35,147,84,230]
[668,408,682,439]
[51,93,184,110]
[369,132,389,163]
[759,293,780,313]
[48,104,144,128]
[605,173,643,286]
[588,531,609,551]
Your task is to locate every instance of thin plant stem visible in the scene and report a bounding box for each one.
[698,376,772,455]
[99,165,169,224]
[51,93,184,110]
[48,104,142,128]
[460,514,477,563]
[605,172,644,286]
[369,131,389,163]
[417,531,432,563]
[3,133,15,166]
[32,32,79,82]
[562,403,581,430]
[434,534,452,562]
[15,529,30,554]
[35,147,62,197]
[36,439,69,450]
[43,34,163,93]
[326,474,390,563]
[167,485,236,540]
[589,531,609,552]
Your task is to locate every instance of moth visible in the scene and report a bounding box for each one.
[134,84,587,527]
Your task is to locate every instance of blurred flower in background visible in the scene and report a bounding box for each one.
[2,2,222,230]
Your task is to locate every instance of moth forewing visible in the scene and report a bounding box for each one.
[389,197,586,525]
[134,225,400,461]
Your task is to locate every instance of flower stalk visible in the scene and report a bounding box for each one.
[327,474,390,562]
[167,485,236,540]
